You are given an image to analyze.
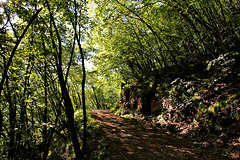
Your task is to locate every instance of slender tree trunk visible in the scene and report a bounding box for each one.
[77,91,82,106]
[77,29,87,153]
[72,0,87,152]
[38,20,50,159]
[92,86,101,109]
[79,31,87,153]
[58,70,83,159]
[15,56,32,157]
[43,53,48,160]
[7,76,16,159]
[45,1,83,158]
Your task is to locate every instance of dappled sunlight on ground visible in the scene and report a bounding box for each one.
[91,110,227,160]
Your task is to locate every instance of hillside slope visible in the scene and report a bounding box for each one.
[116,53,240,159]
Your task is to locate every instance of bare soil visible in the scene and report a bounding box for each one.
[90,110,228,160]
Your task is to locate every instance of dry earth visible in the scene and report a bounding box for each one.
[90,110,228,160]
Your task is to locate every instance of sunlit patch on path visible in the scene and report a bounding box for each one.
[90,110,226,160]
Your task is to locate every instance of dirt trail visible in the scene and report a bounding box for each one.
[90,110,227,160]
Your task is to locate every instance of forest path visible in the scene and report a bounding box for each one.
[90,110,226,160]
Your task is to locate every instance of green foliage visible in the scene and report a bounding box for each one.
[1,0,240,158]
[88,0,240,88]
[85,66,122,110]
[0,0,90,159]
[206,52,238,74]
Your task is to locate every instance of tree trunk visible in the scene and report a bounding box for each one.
[92,86,101,109]
[72,0,87,152]
[45,0,83,158]
[7,76,16,159]
[43,54,48,160]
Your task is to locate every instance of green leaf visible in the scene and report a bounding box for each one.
[25,99,31,103]
[12,67,18,70]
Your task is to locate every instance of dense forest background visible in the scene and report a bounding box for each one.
[1,0,240,159]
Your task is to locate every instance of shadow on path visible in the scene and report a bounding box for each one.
[90,110,227,160]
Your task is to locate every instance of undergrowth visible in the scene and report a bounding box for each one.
[45,110,108,159]
[115,53,240,159]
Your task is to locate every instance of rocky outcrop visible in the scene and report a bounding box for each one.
[117,85,162,115]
